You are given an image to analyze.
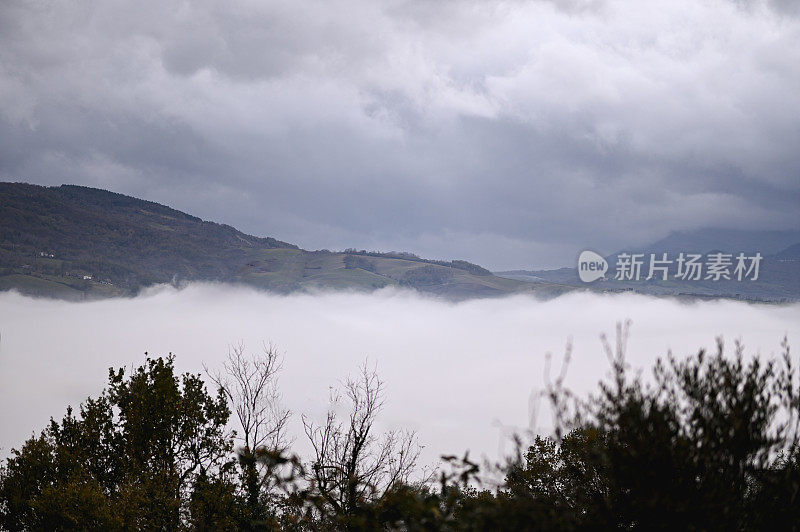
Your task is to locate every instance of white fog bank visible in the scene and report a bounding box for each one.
[1,284,798,467]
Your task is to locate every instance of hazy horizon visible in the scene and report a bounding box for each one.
[2,284,797,468]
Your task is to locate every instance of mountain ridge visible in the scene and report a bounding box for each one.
[0,182,568,300]
[4,182,796,302]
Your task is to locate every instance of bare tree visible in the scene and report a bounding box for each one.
[302,362,422,520]
[206,341,291,516]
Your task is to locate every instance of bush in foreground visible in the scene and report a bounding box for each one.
[1,334,798,530]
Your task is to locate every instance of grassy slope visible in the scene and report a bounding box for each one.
[0,182,573,301]
[236,248,573,299]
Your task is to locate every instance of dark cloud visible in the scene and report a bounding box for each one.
[1,0,798,269]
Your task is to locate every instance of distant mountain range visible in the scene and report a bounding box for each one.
[498,229,800,302]
[643,228,800,256]
[0,182,571,301]
[2,182,797,302]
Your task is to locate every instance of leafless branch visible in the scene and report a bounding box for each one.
[302,361,421,517]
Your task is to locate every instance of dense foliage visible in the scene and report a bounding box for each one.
[1,336,798,530]
[0,356,232,530]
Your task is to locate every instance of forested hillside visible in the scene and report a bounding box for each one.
[0,182,562,300]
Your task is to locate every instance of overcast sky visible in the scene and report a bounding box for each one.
[1,0,799,269]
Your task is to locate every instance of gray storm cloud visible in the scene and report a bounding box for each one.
[1,0,799,268]
[1,285,798,467]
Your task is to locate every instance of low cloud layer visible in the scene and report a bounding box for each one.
[1,285,798,466]
[2,0,799,268]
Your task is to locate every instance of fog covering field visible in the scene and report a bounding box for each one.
[1,285,798,469]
